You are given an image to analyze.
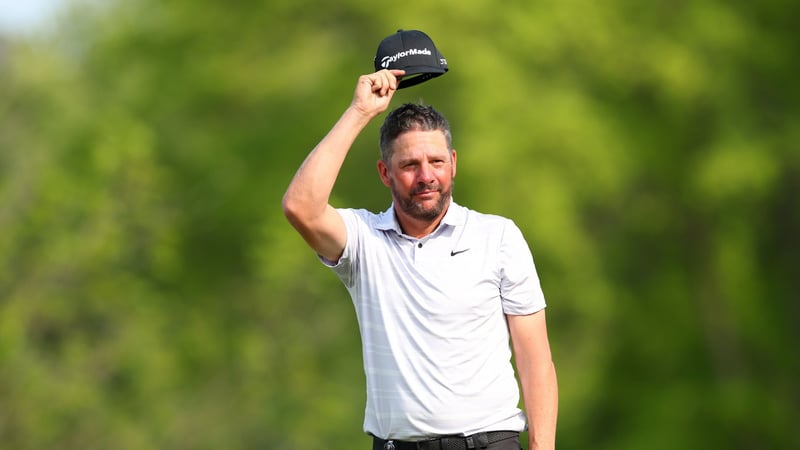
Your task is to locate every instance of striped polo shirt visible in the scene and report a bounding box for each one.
[322,201,547,440]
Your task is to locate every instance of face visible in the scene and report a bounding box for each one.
[378,129,457,222]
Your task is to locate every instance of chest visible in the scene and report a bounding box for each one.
[362,230,504,319]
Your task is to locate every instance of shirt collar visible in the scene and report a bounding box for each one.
[375,199,467,234]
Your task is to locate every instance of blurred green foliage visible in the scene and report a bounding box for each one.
[1,0,798,449]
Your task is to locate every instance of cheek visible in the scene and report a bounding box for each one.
[437,168,453,183]
[393,169,416,183]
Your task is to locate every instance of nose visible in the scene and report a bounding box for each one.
[416,162,435,183]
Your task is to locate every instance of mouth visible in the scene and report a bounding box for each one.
[411,183,440,195]
[412,189,439,199]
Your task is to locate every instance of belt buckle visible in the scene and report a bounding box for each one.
[383,440,395,450]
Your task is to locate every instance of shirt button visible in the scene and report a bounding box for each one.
[418,243,423,248]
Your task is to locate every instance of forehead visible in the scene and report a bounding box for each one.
[391,130,449,158]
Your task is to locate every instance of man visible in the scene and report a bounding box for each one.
[282,69,558,450]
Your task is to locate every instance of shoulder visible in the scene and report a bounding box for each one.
[337,206,383,221]
[336,207,395,233]
[457,203,518,232]
[455,205,531,252]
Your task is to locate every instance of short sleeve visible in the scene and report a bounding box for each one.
[317,208,359,288]
[498,220,547,315]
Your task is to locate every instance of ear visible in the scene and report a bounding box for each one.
[377,159,391,187]
[451,149,457,178]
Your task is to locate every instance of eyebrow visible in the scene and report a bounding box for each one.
[396,158,418,167]
[397,152,449,164]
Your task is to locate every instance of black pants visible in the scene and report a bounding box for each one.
[371,433,521,450]
[476,434,520,450]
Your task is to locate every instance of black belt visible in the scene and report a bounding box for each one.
[372,431,519,450]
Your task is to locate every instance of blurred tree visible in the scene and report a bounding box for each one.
[0,0,797,449]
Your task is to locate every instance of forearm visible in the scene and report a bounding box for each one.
[282,106,372,222]
[508,312,558,450]
[519,359,558,450]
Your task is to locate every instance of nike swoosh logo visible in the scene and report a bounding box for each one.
[450,249,470,256]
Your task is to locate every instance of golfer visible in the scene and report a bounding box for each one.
[282,69,558,450]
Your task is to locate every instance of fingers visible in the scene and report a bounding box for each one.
[365,69,406,97]
[351,69,406,117]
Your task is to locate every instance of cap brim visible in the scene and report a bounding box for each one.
[397,66,448,89]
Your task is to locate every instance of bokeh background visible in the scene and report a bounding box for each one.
[1,0,798,449]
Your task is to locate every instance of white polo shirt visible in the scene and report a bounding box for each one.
[323,201,547,440]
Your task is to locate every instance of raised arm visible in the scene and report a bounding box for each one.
[508,310,558,450]
[282,69,404,262]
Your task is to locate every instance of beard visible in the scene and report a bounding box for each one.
[391,178,453,221]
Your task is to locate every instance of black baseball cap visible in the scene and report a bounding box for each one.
[374,29,448,89]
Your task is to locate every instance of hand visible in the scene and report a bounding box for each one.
[350,69,406,118]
